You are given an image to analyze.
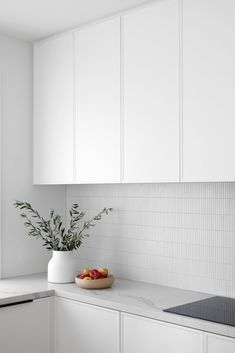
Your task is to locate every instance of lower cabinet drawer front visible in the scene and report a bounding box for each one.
[121,313,203,353]
[0,298,50,353]
[207,335,235,353]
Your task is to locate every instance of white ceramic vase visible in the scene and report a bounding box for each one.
[47,250,78,283]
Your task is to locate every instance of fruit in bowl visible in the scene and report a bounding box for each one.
[79,268,109,280]
[76,267,115,289]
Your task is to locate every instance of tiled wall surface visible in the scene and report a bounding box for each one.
[67,183,235,297]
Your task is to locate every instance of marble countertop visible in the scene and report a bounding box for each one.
[0,273,235,339]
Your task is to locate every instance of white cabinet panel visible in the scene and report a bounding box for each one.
[0,298,51,353]
[75,18,120,183]
[207,334,235,353]
[34,34,74,184]
[123,1,180,183]
[121,313,203,353]
[55,297,119,353]
[183,0,235,181]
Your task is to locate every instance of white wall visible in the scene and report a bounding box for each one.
[0,33,66,278]
[67,183,235,297]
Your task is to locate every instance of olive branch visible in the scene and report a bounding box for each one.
[14,201,112,251]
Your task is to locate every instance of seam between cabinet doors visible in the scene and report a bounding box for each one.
[120,312,123,353]
[54,297,58,353]
[204,333,207,352]
[72,33,77,183]
[119,311,122,353]
[48,297,55,353]
[179,0,183,182]
[120,16,124,183]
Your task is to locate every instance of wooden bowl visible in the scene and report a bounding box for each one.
[75,275,115,289]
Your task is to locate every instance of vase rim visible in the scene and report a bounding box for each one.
[52,249,74,252]
[52,250,75,257]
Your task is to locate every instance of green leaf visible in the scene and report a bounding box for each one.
[14,200,113,251]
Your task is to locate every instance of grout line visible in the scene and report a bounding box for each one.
[72,206,235,217]
[68,194,235,200]
[86,241,234,254]
[84,233,235,248]
[75,219,235,233]
[78,252,235,276]
[65,186,68,229]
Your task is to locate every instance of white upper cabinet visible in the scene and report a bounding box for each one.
[34,33,74,184]
[182,0,235,181]
[74,18,121,183]
[123,1,180,183]
[33,0,235,185]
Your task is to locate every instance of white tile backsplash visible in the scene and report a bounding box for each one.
[67,183,235,296]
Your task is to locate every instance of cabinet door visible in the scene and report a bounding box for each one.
[0,298,51,353]
[75,18,120,183]
[121,313,203,353]
[123,1,180,183]
[183,0,235,181]
[55,297,119,353]
[206,334,235,353]
[34,34,74,184]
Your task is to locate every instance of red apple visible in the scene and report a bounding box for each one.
[89,269,101,280]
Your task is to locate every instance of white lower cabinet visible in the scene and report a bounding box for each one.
[54,299,235,353]
[5,296,234,353]
[55,297,119,353]
[121,313,204,353]
[0,298,51,353]
[206,334,235,353]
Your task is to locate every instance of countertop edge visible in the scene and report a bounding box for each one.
[0,274,235,340]
[0,290,54,306]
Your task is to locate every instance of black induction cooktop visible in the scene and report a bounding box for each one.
[164,296,235,327]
